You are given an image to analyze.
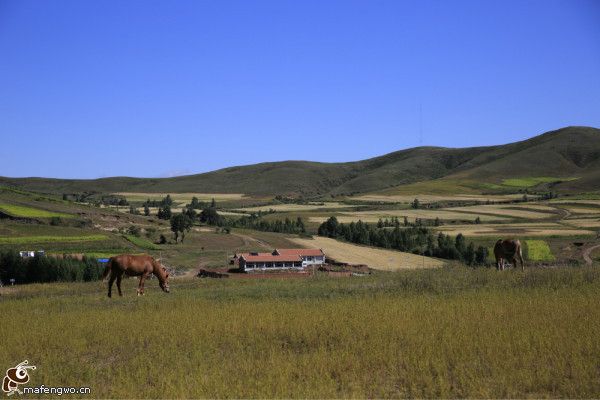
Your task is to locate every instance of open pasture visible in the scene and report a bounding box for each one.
[291,236,444,270]
[435,223,594,238]
[1,267,600,398]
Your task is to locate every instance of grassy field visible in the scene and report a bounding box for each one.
[291,236,445,270]
[1,267,599,398]
[525,240,555,262]
[0,203,73,218]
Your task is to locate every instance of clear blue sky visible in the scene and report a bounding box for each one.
[1,0,599,178]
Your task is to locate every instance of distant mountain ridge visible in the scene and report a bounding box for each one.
[1,126,599,196]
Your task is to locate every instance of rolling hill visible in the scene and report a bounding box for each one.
[1,126,599,196]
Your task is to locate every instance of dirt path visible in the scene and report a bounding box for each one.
[232,232,271,250]
[582,243,600,266]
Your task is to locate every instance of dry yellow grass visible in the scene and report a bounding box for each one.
[290,236,444,270]
[238,202,351,212]
[435,223,594,237]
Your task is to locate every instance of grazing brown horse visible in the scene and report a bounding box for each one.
[103,254,170,297]
[494,239,525,271]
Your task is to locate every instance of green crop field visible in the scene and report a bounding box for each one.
[1,267,600,398]
[501,176,578,188]
[123,235,163,250]
[0,203,73,219]
[0,234,108,245]
[525,240,555,262]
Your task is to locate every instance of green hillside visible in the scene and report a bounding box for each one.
[1,126,598,196]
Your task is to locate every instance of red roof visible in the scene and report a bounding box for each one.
[239,253,302,263]
[274,248,324,257]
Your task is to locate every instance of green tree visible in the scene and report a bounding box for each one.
[157,204,172,220]
[144,204,150,216]
[411,198,420,209]
[170,213,193,243]
[200,207,222,226]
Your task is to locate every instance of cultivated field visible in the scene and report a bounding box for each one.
[435,223,594,238]
[447,204,557,219]
[114,192,247,202]
[291,236,444,270]
[1,267,600,398]
[310,210,510,224]
[350,193,527,204]
[236,202,351,213]
[0,203,73,219]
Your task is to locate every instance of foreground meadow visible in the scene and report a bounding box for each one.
[1,267,600,398]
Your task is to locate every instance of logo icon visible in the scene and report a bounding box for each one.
[2,361,35,396]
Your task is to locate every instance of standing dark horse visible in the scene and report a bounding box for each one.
[102,254,170,297]
[494,239,525,271]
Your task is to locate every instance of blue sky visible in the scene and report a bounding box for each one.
[1,0,599,178]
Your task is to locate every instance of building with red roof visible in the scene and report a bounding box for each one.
[236,248,325,271]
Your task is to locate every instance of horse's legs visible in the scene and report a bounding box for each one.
[138,272,150,296]
[518,251,525,271]
[137,276,144,296]
[511,257,518,270]
[107,273,116,298]
[116,271,124,296]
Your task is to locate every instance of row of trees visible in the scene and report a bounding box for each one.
[0,251,105,285]
[229,215,306,234]
[318,217,488,265]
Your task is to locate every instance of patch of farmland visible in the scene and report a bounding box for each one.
[501,176,578,188]
[0,203,73,219]
[550,199,600,206]
[237,202,352,213]
[525,240,555,262]
[447,204,556,219]
[435,223,594,238]
[560,206,600,215]
[562,219,600,228]
[0,234,109,245]
[290,236,444,270]
[310,210,509,224]
[114,192,246,202]
[350,193,529,204]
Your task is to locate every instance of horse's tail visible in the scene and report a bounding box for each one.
[102,258,113,280]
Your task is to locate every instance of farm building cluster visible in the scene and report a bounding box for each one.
[233,248,325,272]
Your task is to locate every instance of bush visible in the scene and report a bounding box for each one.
[0,251,104,285]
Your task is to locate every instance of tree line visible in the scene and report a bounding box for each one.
[0,251,105,285]
[318,216,488,265]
